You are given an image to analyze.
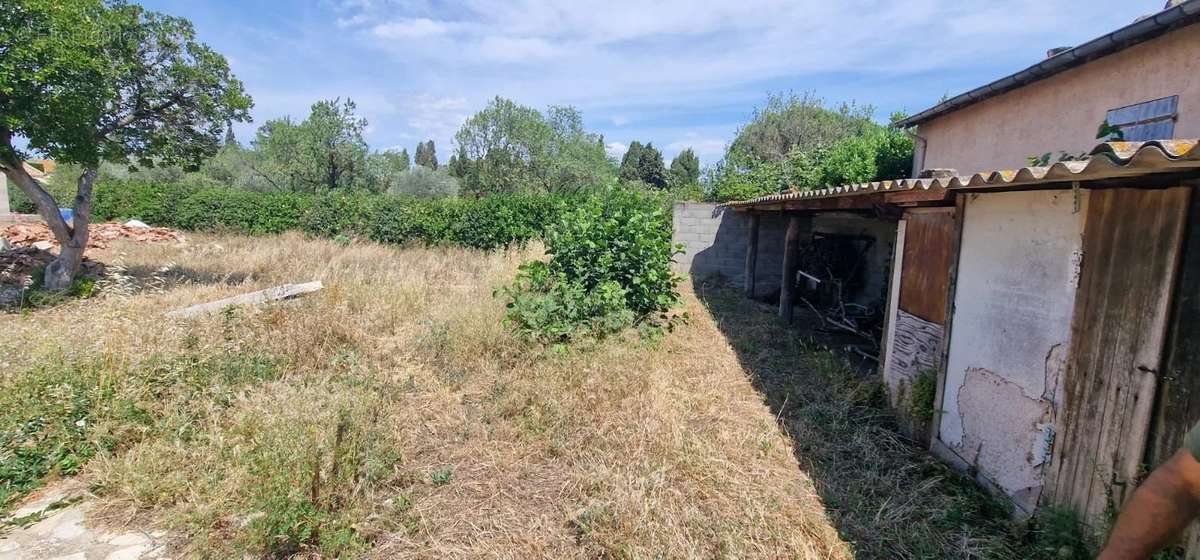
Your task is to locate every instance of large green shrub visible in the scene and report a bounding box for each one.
[500,187,682,342]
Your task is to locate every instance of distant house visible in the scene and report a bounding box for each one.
[673,0,1200,537]
[897,0,1200,175]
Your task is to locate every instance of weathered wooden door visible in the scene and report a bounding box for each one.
[1047,186,1191,522]
[1148,186,1200,558]
[882,206,959,441]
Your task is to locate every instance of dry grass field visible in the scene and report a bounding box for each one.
[1,233,1032,558]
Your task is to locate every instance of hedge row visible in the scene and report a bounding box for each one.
[89,181,577,250]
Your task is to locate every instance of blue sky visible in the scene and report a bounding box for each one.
[140,0,1156,165]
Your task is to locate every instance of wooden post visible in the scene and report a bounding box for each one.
[779,215,801,322]
[744,213,759,298]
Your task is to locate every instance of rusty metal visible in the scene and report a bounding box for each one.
[898,209,957,324]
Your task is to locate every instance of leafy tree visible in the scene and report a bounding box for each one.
[500,187,681,342]
[0,0,252,289]
[729,92,872,163]
[669,148,701,187]
[706,94,914,202]
[453,97,612,195]
[250,99,368,192]
[414,140,438,170]
[454,98,546,194]
[618,141,644,183]
[636,143,668,188]
[365,148,412,193]
[305,99,368,189]
[446,148,467,177]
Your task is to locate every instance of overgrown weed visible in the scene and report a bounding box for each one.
[0,233,1094,558]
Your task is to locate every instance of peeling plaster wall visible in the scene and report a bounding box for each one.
[938,190,1086,511]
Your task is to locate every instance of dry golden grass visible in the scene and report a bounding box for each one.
[2,233,857,558]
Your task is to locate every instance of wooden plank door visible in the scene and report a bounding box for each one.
[882,207,959,441]
[1147,186,1200,558]
[1047,186,1191,522]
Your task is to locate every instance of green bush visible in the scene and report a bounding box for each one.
[92,181,194,225]
[500,187,682,342]
[87,181,576,251]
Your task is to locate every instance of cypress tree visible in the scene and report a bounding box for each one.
[669,148,700,186]
[637,143,667,188]
[618,141,644,183]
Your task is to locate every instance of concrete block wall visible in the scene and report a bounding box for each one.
[672,202,789,296]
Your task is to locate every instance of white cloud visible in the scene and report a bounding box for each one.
[249,0,1144,159]
[397,94,472,147]
[372,18,452,39]
[604,142,627,158]
[668,137,727,161]
[477,36,564,62]
[336,14,372,29]
[328,0,1127,108]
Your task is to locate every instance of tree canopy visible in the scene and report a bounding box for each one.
[0,0,252,288]
[669,148,701,187]
[618,141,644,183]
[414,140,438,170]
[250,98,368,192]
[706,94,913,202]
[452,97,612,195]
[615,140,669,188]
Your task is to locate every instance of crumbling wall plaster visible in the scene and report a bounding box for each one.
[938,190,1087,506]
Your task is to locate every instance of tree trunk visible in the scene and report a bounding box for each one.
[1,162,72,245]
[44,168,98,291]
[0,134,96,291]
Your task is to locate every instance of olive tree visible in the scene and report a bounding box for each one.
[0,0,251,290]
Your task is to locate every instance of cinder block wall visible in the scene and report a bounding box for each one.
[672,202,788,297]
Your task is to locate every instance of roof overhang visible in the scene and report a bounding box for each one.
[728,140,1200,211]
[894,0,1200,129]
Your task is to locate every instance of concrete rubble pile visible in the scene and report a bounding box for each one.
[0,221,184,250]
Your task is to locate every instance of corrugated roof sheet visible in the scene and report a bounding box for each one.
[728,139,1200,208]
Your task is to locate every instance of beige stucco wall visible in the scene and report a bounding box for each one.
[938,189,1086,514]
[919,24,1200,175]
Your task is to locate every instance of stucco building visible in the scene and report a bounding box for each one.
[674,0,1200,539]
[898,0,1200,175]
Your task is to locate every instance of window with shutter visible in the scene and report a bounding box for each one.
[1105,96,1178,141]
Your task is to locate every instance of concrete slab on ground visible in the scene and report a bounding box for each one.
[1,482,168,560]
